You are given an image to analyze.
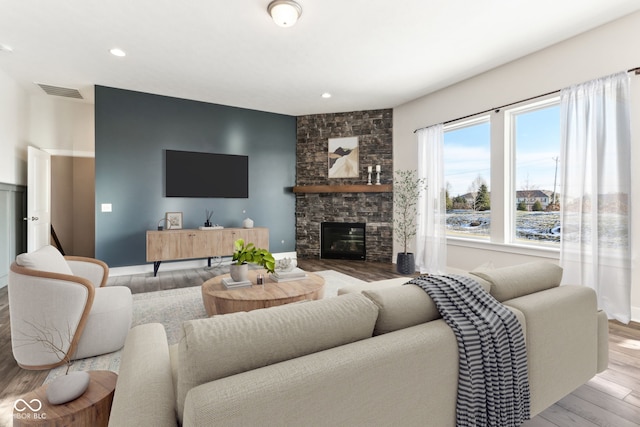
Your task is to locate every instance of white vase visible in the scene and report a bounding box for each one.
[46,370,90,405]
[242,218,254,228]
[229,263,249,282]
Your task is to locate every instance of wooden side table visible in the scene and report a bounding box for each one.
[13,370,117,427]
[201,270,325,316]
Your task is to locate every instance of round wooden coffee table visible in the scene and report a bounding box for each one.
[13,370,117,427]
[201,270,325,316]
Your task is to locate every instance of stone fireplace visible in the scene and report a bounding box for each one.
[295,109,393,262]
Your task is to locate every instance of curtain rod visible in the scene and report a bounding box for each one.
[413,66,640,134]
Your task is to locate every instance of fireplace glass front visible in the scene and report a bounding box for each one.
[321,222,366,260]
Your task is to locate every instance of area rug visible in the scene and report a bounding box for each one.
[45,269,365,383]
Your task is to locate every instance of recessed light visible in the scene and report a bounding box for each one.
[0,44,14,52]
[109,48,126,57]
[321,93,332,99]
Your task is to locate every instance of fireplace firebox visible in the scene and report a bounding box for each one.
[321,222,366,260]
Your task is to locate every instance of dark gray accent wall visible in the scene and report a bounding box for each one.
[95,86,296,267]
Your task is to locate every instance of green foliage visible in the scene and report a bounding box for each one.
[475,183,490,211]
[393,169,427,254]
[452,195,468,209]
[532,200,543,211]
[232,239,275,274]
[517,201,528,211]
[445,189,453,211]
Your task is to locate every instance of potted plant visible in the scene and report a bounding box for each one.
[393,169,427,274]
[230,238,276,282]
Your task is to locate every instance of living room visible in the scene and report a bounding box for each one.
[1,2,640,426]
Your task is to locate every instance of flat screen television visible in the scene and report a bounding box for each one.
[165,149,249,198]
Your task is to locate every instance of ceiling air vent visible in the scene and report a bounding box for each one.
[36,83,83,99]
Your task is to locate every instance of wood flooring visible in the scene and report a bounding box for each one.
[1,259,639,426]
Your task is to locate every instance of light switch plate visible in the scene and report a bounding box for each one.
[101,203,112,213]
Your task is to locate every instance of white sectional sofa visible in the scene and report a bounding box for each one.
[108,262,608,426]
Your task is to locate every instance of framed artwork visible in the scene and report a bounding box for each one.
[165,212,183,230]
[328,136,359,178]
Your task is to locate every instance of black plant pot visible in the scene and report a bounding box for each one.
[396,252,415,275]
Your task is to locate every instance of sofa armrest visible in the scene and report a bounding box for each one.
[504,285,599,416]
[65,256,109,287]
[597,310,609,373]
[109,323,177,427]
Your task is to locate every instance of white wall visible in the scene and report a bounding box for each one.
[0,68,29,185]
[28,96,94,155]
[393,10,640,321]
[0,70,94,185]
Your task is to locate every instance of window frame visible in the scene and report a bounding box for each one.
[441,94,561,255]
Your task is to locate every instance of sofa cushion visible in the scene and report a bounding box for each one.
[16,245,73,275]
[362,274,491,335]
[470,261,562,302]
[176,292,379,423]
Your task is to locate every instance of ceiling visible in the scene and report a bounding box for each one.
[1,0,640,116]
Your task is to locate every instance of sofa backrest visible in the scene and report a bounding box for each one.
[361,262,561,335]
[175,292,379,423]
[469,261,562,302]
[362,273,490,335]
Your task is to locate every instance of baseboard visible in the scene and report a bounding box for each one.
[109,251,298,277]
[631,305,640,323]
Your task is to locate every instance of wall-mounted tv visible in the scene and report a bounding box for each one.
[165,149,249,198]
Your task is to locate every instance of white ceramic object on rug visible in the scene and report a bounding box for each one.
[242,218,254,228]
[46,371,90,405]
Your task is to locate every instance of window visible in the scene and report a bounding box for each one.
[440,96,561,249]
[444,116,491,239]
[509,99,560,247]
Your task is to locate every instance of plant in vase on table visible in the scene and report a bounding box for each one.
[18,322,90,405]
[230,239,275,282]
[394,169,427,275]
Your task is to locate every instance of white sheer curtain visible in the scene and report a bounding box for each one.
[559,71,632,323]
[416,124,447,274]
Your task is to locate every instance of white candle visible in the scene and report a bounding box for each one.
[376,165,381,172]
[368,166,372,173]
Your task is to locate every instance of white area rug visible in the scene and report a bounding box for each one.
[45,270,365,383]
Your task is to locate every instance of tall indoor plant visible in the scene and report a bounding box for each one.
[394,169,427,274]
[230,238,275,282]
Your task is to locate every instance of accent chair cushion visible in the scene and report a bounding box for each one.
[470,261,563,302]
[176,292,379,423]
[16,245,73,275]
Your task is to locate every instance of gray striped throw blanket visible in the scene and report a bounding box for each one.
[406,274,530,427]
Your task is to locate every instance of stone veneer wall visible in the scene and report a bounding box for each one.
[296,109,393,262]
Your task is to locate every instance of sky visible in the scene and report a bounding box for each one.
[444,105,560,197]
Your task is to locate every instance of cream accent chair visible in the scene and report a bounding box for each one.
[8,245,132,370]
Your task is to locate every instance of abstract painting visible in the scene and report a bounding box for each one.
[328,137,359,178]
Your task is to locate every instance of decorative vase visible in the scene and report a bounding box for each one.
[242,218,254,229]
[229,263,249,282]
[46,371,90,405]
[396,252,415,275]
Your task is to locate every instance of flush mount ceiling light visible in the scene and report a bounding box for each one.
[321,93,332,99]
[268,0,302,28]
[109,48,126,57]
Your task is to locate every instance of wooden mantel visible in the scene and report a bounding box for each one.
[293,184,392,193]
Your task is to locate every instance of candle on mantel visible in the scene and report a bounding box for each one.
[376,165,381,172]
[368,166,372,173]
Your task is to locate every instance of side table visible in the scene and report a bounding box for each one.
[13,370,117,427]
